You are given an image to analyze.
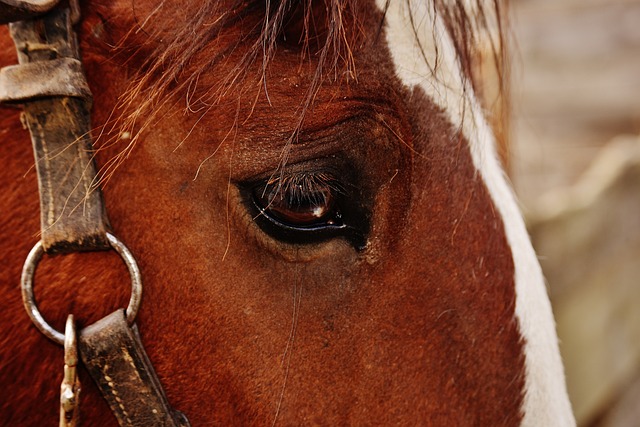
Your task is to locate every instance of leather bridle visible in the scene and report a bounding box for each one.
[0,1,190,425]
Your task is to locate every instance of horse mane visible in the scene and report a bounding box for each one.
[95,0,507,176]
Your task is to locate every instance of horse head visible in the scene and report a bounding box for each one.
[0,0,574,425]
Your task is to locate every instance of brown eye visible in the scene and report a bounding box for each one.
[246,171,367,249]
[253,173,340,227]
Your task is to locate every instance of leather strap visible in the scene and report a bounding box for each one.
[79,310,191,427]
[0,57,91,100]
[1,3,110,253]
[0,0,59,24]
[4,5,192,426]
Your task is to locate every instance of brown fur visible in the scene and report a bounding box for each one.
[0,1,523,425]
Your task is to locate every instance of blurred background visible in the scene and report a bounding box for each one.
[510,0,640,425]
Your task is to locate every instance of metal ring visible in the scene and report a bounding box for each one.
[20,232,142,345]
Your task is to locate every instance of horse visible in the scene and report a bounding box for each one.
[0,0,575,425]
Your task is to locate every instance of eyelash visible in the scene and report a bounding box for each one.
[260,173,341,221]
[247,171,367,250]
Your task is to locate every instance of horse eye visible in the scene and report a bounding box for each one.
[253,174,341,227]
[248,172,367,249]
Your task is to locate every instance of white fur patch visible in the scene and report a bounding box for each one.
[375,0,575,424]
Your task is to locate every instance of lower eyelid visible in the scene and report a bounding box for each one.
[228,185,355,262]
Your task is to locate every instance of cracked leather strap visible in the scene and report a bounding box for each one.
[0,57,91,100]
[79,310,191,427]
[0,0,59,24]
[1,3,110,253]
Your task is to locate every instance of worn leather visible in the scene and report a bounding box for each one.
[2,4,191,426]
[1,5,110,253]
[0,0,59,24]
[79,310,191,427]
[0,58,91,101]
